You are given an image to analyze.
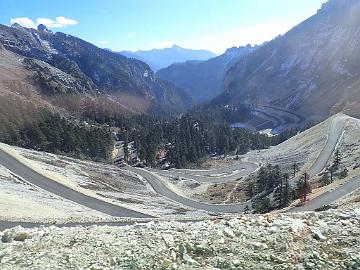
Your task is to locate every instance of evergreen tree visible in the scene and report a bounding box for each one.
[254,197,272,213]
[274,184,283,208]
[333,149,341,171]
[283,174,291,207]
[274,173,291,209]
[123,131,129,162]
[25,124,48,150]
[297,173,311,204]
[321,171,330,186]
[339,168,348,179]
[329,165,336,183]
[246,182,255,198]
[256,167,268,193]
[292,163,299,178]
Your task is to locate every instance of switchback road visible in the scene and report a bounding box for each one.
[0,148,151,218]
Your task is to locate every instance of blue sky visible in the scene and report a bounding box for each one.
[1,0,326,54]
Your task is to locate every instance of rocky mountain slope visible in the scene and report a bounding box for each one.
[120,44,216,72]
[215,0,360,122]
[157,45,255,103]
[0,24,192,114]
[1,208,360,269]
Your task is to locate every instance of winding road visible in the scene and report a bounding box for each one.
[261,105,305,125]
[0,113,359,219]
[0,148,151,218]
[253,109,283,130]
[148,162,259,183]
[126,165,253,213]
[289,176,360,212]
[127,114,360,213]
[288,116,360,212]
[307,114,347,177]
[252,105,306,132]
[231,104,305,133]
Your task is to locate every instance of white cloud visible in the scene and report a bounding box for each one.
[10,16,78,29]
[50,16,78,28]
[36,18,56,27]
[178,21,296,54]
[98,40,110,45]
[128,32,135,38]
[10,17,36,28]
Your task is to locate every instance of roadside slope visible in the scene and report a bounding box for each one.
[0,146,151,218]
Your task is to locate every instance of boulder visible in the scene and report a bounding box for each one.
[252,242,268,249]
[14,231,28,242]
[223,227,235,238]
[311,228,326,240]
[162,234,175,247]
[289,219,306,232]
[1,226,28,243]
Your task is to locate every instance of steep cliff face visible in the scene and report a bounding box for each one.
[157,46,255,103]
[0,24,192,114]
[218,0,360,121]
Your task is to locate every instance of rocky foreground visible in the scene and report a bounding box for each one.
[1,209,360,270]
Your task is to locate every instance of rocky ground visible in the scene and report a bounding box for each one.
[1,208,360,270]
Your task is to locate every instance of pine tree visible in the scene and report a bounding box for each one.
[123,131,129,163]
[282,173,291,207]
[256,167,268,193]
[329,165,336,183]
[246,182,255,198]
[255,197,272,213]
[274,185,283,208]
[297,173,311,205]
[333,149,341,171]
[339,168,348,179]
[273,172,291,209]
[321,171,330,186]
[266,164,279,192]
[292,163,298,178]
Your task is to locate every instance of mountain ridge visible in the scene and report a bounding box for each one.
[157,45,256,103]
[0,23,192,115]
[119,44,216,71]
[214,0,360,123]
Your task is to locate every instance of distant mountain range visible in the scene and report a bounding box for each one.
[214,0,360,121]
[119,45,216,71]
[157,45,256,103]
